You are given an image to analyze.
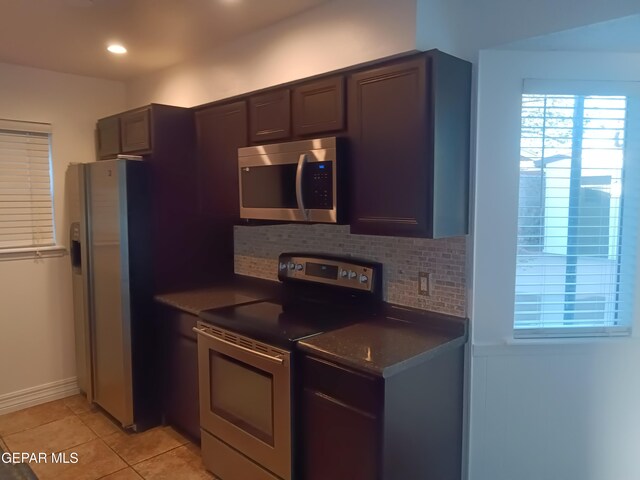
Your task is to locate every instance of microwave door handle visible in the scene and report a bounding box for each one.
[295,153,308,220]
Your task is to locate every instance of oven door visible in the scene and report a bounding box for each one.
[194,323,292,480]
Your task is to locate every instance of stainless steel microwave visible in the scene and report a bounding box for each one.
[238,137,339,223]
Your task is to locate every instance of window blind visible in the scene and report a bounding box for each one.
[0,120,55,250]
[514,89,638,337]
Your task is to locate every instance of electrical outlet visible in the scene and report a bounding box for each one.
[418,272,431,296]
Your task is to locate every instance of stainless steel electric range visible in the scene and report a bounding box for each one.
[194,253,383,480]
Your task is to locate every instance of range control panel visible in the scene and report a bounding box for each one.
[278,253,380,293]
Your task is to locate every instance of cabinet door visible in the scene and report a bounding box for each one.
[302,389,379,480]
[121,108,151,153]
[195,100,248,220]
[348,57,432,237]
[292,76,345,137]
[249,89,291,143]
[165,335,200,440]
[161,308,200,441]
[96,116,120,159]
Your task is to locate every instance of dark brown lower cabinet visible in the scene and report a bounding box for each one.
[159,304,200,441]
[301,346,465,480]
[302,389,378,480]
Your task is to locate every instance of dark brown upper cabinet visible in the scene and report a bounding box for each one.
[96,116,120,159]
[248,89,291,143]
[195,100,248,221]
[292,76,345,137]
[120,107,151,154]
[96,106,152,159]
[348,50,471,238]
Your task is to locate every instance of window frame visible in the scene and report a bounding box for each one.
[0,119,63,261]
[512,81,640,338]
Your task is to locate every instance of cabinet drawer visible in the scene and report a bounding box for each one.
[159,304,198,340]
[201,429,280,480]
[301,355,381,414]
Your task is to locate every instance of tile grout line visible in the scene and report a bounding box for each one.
[85,410,138,470]
[66,401,189,474]
[129,442,186,468]
[94,465,132,480]
[0,406,77,439]
[128,442,201,480]
[96,426,190,470]
[1,400,97,479]
[2,399,203,479]
[52,404,131,479]
[46,403,98,456]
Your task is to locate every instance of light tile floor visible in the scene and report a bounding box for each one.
[0,395,213,480]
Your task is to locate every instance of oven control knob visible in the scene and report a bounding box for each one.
[359,274,369,284]
[349,271,357,279]
[295,263,303,271]
[340,269,348,278]
[288,262,295,270]
[279,262,287,271]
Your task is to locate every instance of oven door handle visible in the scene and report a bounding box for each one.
[193,327,285,365]
[295,153,308,220]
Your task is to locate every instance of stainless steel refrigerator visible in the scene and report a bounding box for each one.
[66,159,155,431]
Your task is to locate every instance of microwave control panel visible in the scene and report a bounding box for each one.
[303,162,333,209]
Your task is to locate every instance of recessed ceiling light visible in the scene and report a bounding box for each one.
[107,44,127,55]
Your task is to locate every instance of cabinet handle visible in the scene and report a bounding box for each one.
[295,153,308,220]
[308,390,377,420]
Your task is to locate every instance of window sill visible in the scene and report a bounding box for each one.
[0,246,67,262]
[473,335,640,357]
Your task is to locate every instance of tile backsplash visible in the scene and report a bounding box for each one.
[234,224,467,317]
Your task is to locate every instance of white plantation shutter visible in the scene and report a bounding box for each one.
[0,120,55,249]
[514,81,640,337]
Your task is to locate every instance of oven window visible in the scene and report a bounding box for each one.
[209,351,274,445]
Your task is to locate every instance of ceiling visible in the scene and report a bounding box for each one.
[499,14,640,52]
[0,0,331,81]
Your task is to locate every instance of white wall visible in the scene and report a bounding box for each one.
[469,50,640,480]
[126,0,640,108]
[416,0,640,61]
[126,0,418,108]
[0,63,125,405]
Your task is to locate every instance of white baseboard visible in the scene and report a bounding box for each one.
[0,378,80,416]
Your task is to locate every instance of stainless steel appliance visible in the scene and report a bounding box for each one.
[196,253,382,480]
[238,137,340,223]
[66,160,155,430]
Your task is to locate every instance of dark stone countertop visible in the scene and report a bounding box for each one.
[157,277,468,378]
[297,305,468,378]
[154,275,281,315]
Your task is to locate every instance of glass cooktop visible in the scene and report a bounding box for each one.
[199,300,372,349]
